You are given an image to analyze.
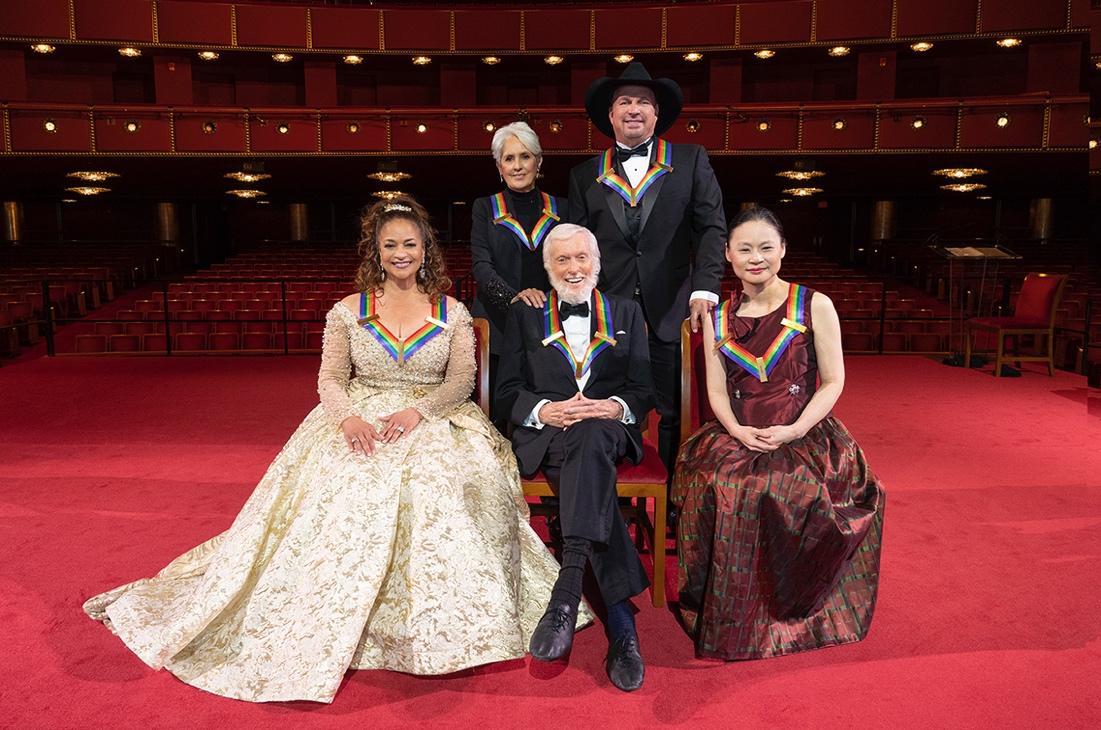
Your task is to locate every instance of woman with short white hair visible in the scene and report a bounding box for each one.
[471,121,566,427]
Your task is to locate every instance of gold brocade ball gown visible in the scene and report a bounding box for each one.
[672,285,885,661]
[84,298,590,703]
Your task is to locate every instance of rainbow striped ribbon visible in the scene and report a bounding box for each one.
[490,192,560,251]
[596,138,673,208]
[359,290,448,364]
[543,289,617,379]
[714,284,808,382]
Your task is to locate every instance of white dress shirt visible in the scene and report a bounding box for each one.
[614,139,718,306]
[524,304,635,429]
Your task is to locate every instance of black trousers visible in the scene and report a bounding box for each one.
[648,333,680,480]
[540,419,649,606]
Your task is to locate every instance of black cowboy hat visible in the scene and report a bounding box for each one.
[584,61,684,140]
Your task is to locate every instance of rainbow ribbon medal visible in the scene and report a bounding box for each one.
[359,290,448,364]
[543,289,617,379]
[714,284,808,382]
[490,192,560,251]
[596,138,673,208]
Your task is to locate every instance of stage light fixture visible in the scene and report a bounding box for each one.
[549,120,563,134]
[226,189,266,199]
[346,122,360,134]
[197,51,219,61]
[995,114,1010,128]
[832,118,846,131]
[118,47,142,58]
[31,44,55,54]
[543,55,564,66]
[782,187,823,196]
[276,123,290,134]
[343,55,363,65]
[202,121,217,134]
[827,46,850,57]
[43,119,57,133]
[224,172,271,183]
[940,183,986,193]
[685,119,700,133]
[125,121,140,133]
[996,38,1022,48]
[614,54,634,64]
[756,120,771,132]
[911,117,926,129]
[483,122,496,132]
[412,56,432,66]
[415,123,428,134]
[910,42,934,53]
[683,52,703,62]
[481,56,501,65]
[272,53,294,63]
[1090,139,1098,150]
[67,171,119,182]
[776,170,824,181]
[65,186,110,196]
[754,49,775,60]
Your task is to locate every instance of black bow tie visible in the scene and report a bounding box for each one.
[559,301,590,320]
[617,141,650,162]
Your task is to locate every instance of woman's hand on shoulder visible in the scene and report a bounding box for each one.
[510,288,547,307]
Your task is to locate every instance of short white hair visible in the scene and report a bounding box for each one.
[491,121,542,163]
[542,224,601,279]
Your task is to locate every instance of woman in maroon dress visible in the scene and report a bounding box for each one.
[672,206,885,661]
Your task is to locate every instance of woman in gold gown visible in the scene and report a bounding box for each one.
[84,196,587,703]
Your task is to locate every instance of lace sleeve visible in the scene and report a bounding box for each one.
[317,306,358,427]
[412,301,475,419]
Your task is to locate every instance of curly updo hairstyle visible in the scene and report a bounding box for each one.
[726,205,786,244]
[355,195,451,300]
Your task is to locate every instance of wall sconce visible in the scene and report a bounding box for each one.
[685,119,700,133]
[754,49,775,59]
[911,117,926,129]
[549,120,563,134]
[412,56,432,65]
[910,42,933,53]
[832,118,846,131]
[483,122,496,132]
[272,53,293,63]
[347,122,360,134]
[197,51,219,61]
[125,121,140,133]
[31,44,55,54]
[827,46,850,57]
[118,47,142,58]
[995,114,1010,128]
[481,56,501,65]
[543,55,564,66]
[613,54,634,64]
[43,119,57,133]
[343,55,363,65]
[415,123,428,134]
[683,52,703,62]
[276,123,290,134]
[757,120,771,132]
[202,121,217,134]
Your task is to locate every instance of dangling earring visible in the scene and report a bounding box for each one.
[417,259,427,281]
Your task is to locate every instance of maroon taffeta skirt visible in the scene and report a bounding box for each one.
[671,417,885,661]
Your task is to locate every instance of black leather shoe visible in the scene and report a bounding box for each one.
[529,599,577,661]
[605,634,645,691]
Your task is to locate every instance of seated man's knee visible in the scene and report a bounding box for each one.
[562,418,623,451]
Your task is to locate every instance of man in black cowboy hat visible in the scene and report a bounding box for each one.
[568,61,727,484]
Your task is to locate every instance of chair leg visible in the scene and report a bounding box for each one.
[651,493,666,608]
[994,331,1005,377]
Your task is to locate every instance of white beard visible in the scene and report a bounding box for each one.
[548,272,596,305]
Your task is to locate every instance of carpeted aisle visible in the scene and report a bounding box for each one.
[1,355,1099,728]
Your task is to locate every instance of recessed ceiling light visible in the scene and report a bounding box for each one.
[683,52,703,62]
[343,55,363,65]
[754,49,776,60]
[412,56,432,66]
[202,120,217,134]
[118,47,142,58]
[910,42,934,53]
[827,46,850,57]
[31,44,55,54]
[483,121,496,132]
[197,51,219,61]
[271,53,294,63]
[544,55,564,66]
[346,122,360,134]
[548,120,563,133]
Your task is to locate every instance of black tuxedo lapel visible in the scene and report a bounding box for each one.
[599,178,631,242]
[637,171,667,237]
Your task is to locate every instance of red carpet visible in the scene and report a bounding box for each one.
[1,355,1099,728]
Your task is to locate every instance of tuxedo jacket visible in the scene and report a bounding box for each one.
[469,192,562,354]
[568,142,727,343]
[496,292,655,476]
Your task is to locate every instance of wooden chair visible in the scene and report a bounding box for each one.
[471,316,668,608]
[964,273,1067,376]
[679,319,715,445]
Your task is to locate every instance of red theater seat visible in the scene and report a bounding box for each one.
[142,333,168,351]
[75,334,107,353]
[241,332,273,350]
[109,334,140,352]
[175,332,206,351]
[209,332,239,351]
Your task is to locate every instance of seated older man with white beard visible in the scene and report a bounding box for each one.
[496,223,655,692]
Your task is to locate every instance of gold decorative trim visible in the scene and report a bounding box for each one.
[519,11,526,52]
[306,8,312,50]
[452,113,459,151]
[448,11,455,52]
[378,10,385,52]
[244,111,250,153]
[873,106,880,150]
[954,106,963,149]
[385,115,391,152]
[67,0,76,41]
[660,8,668,49]
[2,107,11,153]
[88,108,96,152]
[230,5,238,47]
[723,111,730,150]
[168,109,175,152]
[1042,104,1051,149]
[151,0,159,44]
[1064,0,1072,31]
[316,111,322,152]
[589,9,596,52]
[976,0,983,34]
[734,4,741,46]
[796,109,804,148]
[810,0,817,44]
[890,0,898,39]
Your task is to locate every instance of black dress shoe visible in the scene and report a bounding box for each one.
[605,634,645,691]
[529,599,577,661]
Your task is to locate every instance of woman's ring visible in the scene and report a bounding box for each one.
[396,426,405,433]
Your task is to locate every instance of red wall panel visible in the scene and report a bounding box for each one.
[457,116,513,150]
[9,109,91,152]
[391,117,453,151]
[321,118,387,152]
[235,4,306,48]
[1069,0,1090,29]
[1026,42,1082,94]
[815,0,893,41]
[0,51,28,101]
[896,0,977,37]
[94,114,171,151]
[524,10,590,51]
[728,113,798,150]
[310,8,381,51]
[662,113,726,149]
[1047,103,1089,148]
[801,110,875,149]
[383,10,450,51]
[530,114,590,151]
[174,113,246,152]
[74,0,153,42]
[594,7,662,49]
[157,1,232,45]
[877,108,956,149]
[980,0,1065,32]
[739,1,812,45]
[0,0,69,39]
[666,6,736,48]
[249,116,317,152]
[454,10,521,51]
[959,106,1044,148]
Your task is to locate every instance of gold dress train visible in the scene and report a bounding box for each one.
[84,300,586,703]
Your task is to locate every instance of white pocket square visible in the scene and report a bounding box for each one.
[616,330,627,335]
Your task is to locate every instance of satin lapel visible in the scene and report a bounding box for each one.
[585,294,617,385]
[637,170,667,237]
[599,176,630,242]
